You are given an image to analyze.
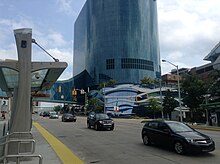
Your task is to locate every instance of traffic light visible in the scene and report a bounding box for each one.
[72,88,77,96]
[58,86,62,92]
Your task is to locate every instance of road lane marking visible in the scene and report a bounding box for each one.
[33,122,84,164]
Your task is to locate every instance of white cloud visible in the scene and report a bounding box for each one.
[56,0,73,15]
[47,32,67,47]
[47,48,72,64]
[158,0,220,74]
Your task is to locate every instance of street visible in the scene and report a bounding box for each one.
[35,116,220,164]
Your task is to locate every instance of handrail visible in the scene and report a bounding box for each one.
[0,132,43,164]
[1,154,43,164]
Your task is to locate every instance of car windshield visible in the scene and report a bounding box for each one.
[167,122,194,133]
[96,114,109,119]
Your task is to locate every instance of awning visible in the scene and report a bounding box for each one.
[0,60,67,96]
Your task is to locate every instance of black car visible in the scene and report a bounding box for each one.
[141,120,215,154]
[87,112,114,131]
[42,111,50,117]
[62,113,77,122]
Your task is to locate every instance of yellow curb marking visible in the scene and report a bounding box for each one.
[33,122,84,164]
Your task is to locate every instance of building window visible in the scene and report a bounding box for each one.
[106,59,115,70]
[121,58,154,71]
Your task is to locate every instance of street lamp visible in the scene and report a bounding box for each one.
[162,59,183,122]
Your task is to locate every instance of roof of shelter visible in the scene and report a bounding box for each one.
[0,60,67,97]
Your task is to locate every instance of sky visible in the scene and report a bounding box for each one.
[1,0,220,80]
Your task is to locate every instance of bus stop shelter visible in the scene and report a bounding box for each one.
[0,28,67,157]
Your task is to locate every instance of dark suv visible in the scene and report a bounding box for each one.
[87,112,114,131]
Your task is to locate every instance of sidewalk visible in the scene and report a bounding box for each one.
[190,124,220,131]
[26,124,62,164]
[0,119,62,164]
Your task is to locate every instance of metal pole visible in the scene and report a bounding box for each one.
[205,95,209,126]
[159,79,164,119]
[84,92,87,115]
[177,66,183,122]
[162,59,183,122]
[103,83,106,113]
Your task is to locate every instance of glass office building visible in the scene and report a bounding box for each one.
[74,0,161,87]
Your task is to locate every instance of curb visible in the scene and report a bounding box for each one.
[33,122,84,164]
[190,125,220,131]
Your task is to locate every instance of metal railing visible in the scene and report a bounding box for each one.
[0,132,43,164]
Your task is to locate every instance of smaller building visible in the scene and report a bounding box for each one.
[161,74,181,85]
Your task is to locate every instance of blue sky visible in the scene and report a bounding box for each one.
[1,0,220,80]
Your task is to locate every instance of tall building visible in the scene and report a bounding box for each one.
[74,0,161,88]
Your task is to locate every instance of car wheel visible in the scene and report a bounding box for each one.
[143,135,151,145]
[110,126,114,131]
[174,141,184,155]
[94,124,99,131]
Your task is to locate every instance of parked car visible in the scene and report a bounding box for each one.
[87,112,114,131]
[49,111,59,119]
[42,111,50,117]
[61,113,76,122]
[141,120,215,154]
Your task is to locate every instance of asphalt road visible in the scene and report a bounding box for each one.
[35,116,220,164]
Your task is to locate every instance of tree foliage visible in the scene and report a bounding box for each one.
[140,76,155,85]
[207,70,220,99]
[162,90,177,119]
[87,97,104,113]
[147,97,161,118]
[181,74,206,121]
[53,105,62,112]
[98,79,118,89]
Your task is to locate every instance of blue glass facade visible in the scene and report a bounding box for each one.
[74,0,161,87]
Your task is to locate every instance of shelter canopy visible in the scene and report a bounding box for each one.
[0,60,67,96]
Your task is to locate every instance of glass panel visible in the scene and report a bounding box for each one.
[2,68,18,89]
[1,68,48,89]
[31,69,48,88]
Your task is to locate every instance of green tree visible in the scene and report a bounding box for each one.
[207,70,220,100]
[53,105,62,112]
[140,76,154,85]
[87,97,104,113]
[181,74,206,122]
[162,90,177,119]
[147,97,161,118]
[98,79,118,89]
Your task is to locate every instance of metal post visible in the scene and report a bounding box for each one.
[162,59,183,122]
[177,66,183,122]
[205,95,209,126]
[159,79,164,119]
[103,84,106,113]
[84,92,88,115]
